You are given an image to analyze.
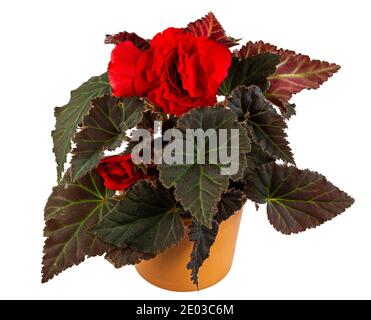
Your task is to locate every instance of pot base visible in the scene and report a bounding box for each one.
[135,209,243,292]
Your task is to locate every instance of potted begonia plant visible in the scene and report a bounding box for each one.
[42,12,354,291]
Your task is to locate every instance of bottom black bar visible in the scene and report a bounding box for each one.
[131,301,239,318]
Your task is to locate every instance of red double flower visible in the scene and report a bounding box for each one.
[97,155,143,191]
[108,28,232,116]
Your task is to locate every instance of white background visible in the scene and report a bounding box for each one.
[0,0,370,300]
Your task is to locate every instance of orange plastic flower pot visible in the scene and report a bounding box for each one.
[135,208,243,291]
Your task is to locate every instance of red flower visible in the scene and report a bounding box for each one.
[108,28,232,116]
[96,155,142,191]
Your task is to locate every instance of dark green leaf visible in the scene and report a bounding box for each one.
[137,110,163,130]
[159,107,250,228]
[42,170,115,283]
[187,220,219,289]
[215,189,247,223]
[246,163,355,234]
[71,96,144,180]
[227,85,294,163]
[52,73,111,181]
[90,181,185,254]
[120,98,146,130]
[245,143,275,173]
[105,247,155,268]
[160,164,229,228]
[219,53,280,96]
[282,103,296,120]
